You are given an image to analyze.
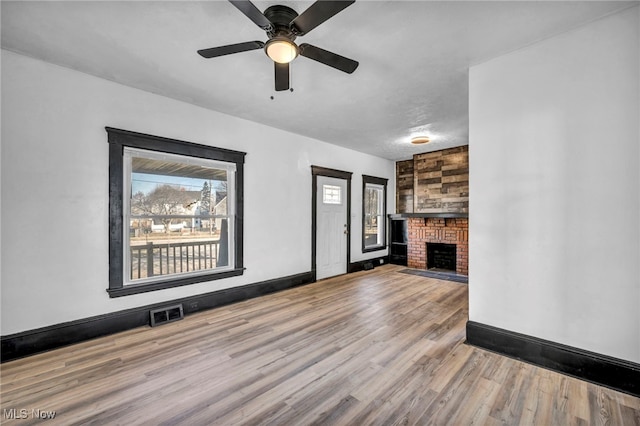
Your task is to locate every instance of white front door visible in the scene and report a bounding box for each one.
[316,176,348,280]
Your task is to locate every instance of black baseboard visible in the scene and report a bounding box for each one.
[1,271,314,362]
[466,321,640,397]
[348,255,390,273]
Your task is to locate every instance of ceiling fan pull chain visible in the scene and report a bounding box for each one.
[289,64,294,92]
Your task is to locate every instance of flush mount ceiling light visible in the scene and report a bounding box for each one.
[265,37,298,64]
[410,136,431,145]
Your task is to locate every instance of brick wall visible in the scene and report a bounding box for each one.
[407,217,469,275]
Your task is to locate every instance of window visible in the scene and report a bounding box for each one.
[362,175,388,252]
[322,184,342,204]
[107,128,245,297]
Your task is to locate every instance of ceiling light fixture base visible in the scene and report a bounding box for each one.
[411,136,431,145]
[265,37,299,63]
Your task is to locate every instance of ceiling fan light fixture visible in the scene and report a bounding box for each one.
[265,37,298,64]
[410,136,431,145]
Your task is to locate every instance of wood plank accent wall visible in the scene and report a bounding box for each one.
[396,146,469,214]
[396,159,414,213]
[414,146,469,213]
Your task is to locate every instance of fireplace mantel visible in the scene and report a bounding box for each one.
[389,212,468,219]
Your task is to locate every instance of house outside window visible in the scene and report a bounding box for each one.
[362,175,388,252]
[107,128,245,297]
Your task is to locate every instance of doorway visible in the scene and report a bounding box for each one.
[312,166,351,280]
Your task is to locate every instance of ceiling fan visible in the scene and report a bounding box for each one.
[198,0,359,92]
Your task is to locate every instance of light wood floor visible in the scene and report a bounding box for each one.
[1,265,639,425]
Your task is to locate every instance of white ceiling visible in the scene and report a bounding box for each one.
[2,1,636,160]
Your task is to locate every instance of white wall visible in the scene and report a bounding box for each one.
[0,50,394,335]
[469,6,639,363]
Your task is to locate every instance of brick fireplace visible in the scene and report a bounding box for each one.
[407,217,468,276]
[394,145,469,274]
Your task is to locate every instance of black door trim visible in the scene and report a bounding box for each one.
[311,166,352,281]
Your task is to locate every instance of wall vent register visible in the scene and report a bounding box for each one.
[150,304,184,327]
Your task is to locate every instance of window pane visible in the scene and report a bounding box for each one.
[323,184,341,204]
[125,148,234,284]
[364,185,384,248]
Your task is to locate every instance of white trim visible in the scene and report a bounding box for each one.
[122,147,236,286]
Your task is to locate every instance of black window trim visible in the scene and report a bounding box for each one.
[107,127,245,298]
[362,174,388,253]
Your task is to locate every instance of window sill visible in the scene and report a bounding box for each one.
[107,268,245,298]
[363,245,386,253]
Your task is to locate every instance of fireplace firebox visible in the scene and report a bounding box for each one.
[427,243,457,272]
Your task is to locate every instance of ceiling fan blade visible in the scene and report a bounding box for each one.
[197,41,264,58]
[290,1,355,36]
[228,0,272,30]
[275,62,290,91]
[299,43,359,74]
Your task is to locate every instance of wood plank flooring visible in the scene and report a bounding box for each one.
[1,265,639,425]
